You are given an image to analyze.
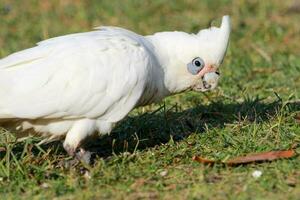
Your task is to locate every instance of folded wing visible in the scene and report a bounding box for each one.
[0,28,151,122]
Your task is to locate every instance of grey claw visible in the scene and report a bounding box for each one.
[76,148,92,165]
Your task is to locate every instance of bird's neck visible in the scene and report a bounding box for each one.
[135,35,174,106]
[137,31,196,106]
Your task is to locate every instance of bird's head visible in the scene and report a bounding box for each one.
[149,15,231,94]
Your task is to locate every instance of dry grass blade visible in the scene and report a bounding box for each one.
[250,44,272,63]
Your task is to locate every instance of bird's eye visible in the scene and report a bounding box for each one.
[194,60,201,67]
[193,58,204,68]
[187,57,205,75]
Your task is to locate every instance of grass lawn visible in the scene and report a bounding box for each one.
[0,0,300,199]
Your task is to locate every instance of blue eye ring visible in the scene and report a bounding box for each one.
[187,57,205,75]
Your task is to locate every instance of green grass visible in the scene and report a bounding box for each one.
[0,0,300,199]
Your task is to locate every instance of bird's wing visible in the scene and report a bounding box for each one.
[0,28,152,122]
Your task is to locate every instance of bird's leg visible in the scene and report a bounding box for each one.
[63,119,96,161]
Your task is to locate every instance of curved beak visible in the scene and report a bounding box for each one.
[197,64,217,77]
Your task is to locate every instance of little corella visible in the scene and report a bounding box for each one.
[0,16,231,158]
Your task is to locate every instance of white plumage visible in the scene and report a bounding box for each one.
[0,16,230,156]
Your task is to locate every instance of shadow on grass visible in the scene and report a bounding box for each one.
[1,97,299,160]
[84,97,300,158]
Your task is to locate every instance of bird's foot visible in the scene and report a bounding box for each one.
[75,148,92,165]
[63,144,92,167]
[64,143,76,157]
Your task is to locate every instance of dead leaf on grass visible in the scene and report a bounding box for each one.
[192,156,215,165]
[193,150,296,166]
[0,147,6,152]
[130,178,147,189]
[294,113,300,123]
[226,150,295,165]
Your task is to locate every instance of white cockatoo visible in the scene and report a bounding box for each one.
[0,15,230,157]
